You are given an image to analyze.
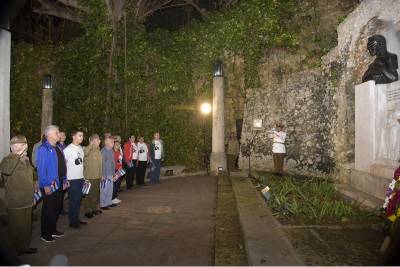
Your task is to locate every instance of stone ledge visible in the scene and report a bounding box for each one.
[350,169,391,200]
[230,176,303,266]
[336,183,383,210]
[160,165,186,177]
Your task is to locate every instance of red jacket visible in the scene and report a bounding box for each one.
[123,142,133,163]
[113,149,123,171]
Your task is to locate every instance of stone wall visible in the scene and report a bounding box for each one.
[238,0,400,180]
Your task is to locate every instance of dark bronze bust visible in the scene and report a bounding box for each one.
[362,34,399,84]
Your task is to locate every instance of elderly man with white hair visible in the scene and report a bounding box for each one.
[0,135,37,255]
[36,125,69,243]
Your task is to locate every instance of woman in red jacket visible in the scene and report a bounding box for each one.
[111,137,123,205]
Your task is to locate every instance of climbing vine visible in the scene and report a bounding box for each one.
[11,0,299,169]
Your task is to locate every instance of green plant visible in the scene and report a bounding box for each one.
[255,173,379,224]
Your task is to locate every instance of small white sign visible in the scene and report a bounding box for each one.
[253,119,263,129]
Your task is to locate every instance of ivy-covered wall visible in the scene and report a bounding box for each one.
[239,0,400,181]
[10,0,299,169]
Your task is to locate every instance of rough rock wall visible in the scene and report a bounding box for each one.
[238,0,400,180]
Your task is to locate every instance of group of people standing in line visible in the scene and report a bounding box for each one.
[0,125,164,259]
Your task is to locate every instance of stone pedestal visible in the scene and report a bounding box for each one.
[0,29,11,160]
[210,76,227,174]
[352,80,400,200]
[41,88,53,135]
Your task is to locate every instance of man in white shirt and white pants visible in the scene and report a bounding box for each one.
[63,129,86,228]
[272,123,287,176]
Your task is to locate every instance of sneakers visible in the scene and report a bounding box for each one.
[109,204,118,207]
[52,230,64,238]
[41,236,56,243]
[79,220,88,225]
[111,198,122,204]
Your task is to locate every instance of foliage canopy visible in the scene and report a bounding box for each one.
[11,0,299,168]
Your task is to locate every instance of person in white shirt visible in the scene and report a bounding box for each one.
[271,123,287,176]
[136,136,149,186]
[123,135,138,189]
[149,132,165,184]
[63,129,87,228]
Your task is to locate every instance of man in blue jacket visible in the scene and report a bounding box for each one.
[36,125,69,242]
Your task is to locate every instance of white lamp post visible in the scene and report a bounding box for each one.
[210,60,227,174]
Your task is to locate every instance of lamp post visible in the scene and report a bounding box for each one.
[41,74,53,135]
[0,22,11,160]
[200,102,212,175]
[210,60,227,174]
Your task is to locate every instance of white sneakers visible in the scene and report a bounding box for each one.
[112,198,122,204]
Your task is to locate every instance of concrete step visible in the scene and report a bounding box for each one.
[231,176,304,266]
[336,183,384,210]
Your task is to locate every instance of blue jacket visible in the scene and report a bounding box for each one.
[36,140,61,189]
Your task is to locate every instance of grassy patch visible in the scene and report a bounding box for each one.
[254,172,380,224]
[214,173,248,266]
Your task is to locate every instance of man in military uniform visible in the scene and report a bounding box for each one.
[83,134,103,218]
[0,135,37,255]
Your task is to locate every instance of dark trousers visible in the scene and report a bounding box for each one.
[59,189,66,214]
[7,207,32,252]
[68,179,84,225]
[136,161,147,185]
[149,159,162,183]
[41,188,61,238]
[125,160,136,189]
[112,176,123,199]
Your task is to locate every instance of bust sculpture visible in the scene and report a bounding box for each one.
[362,34,399,84]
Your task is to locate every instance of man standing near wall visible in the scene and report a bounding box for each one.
[57,131,68,215]
[0,135,37,255]
[271,123,287,176]
[31,135,45,168]
[83,134,102,218]
[63,129,86,228]
[58,131,67,151]
[149,132,164,184]
[100,136,115,210]
[36,125,67,242]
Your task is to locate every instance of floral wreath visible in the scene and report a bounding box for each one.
[383,166,400,223]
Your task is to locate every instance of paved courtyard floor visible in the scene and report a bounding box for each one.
[20,176,217,266]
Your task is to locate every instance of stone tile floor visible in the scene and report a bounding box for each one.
[20,176,217,266]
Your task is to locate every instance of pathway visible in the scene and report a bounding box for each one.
[20,176,217,266]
